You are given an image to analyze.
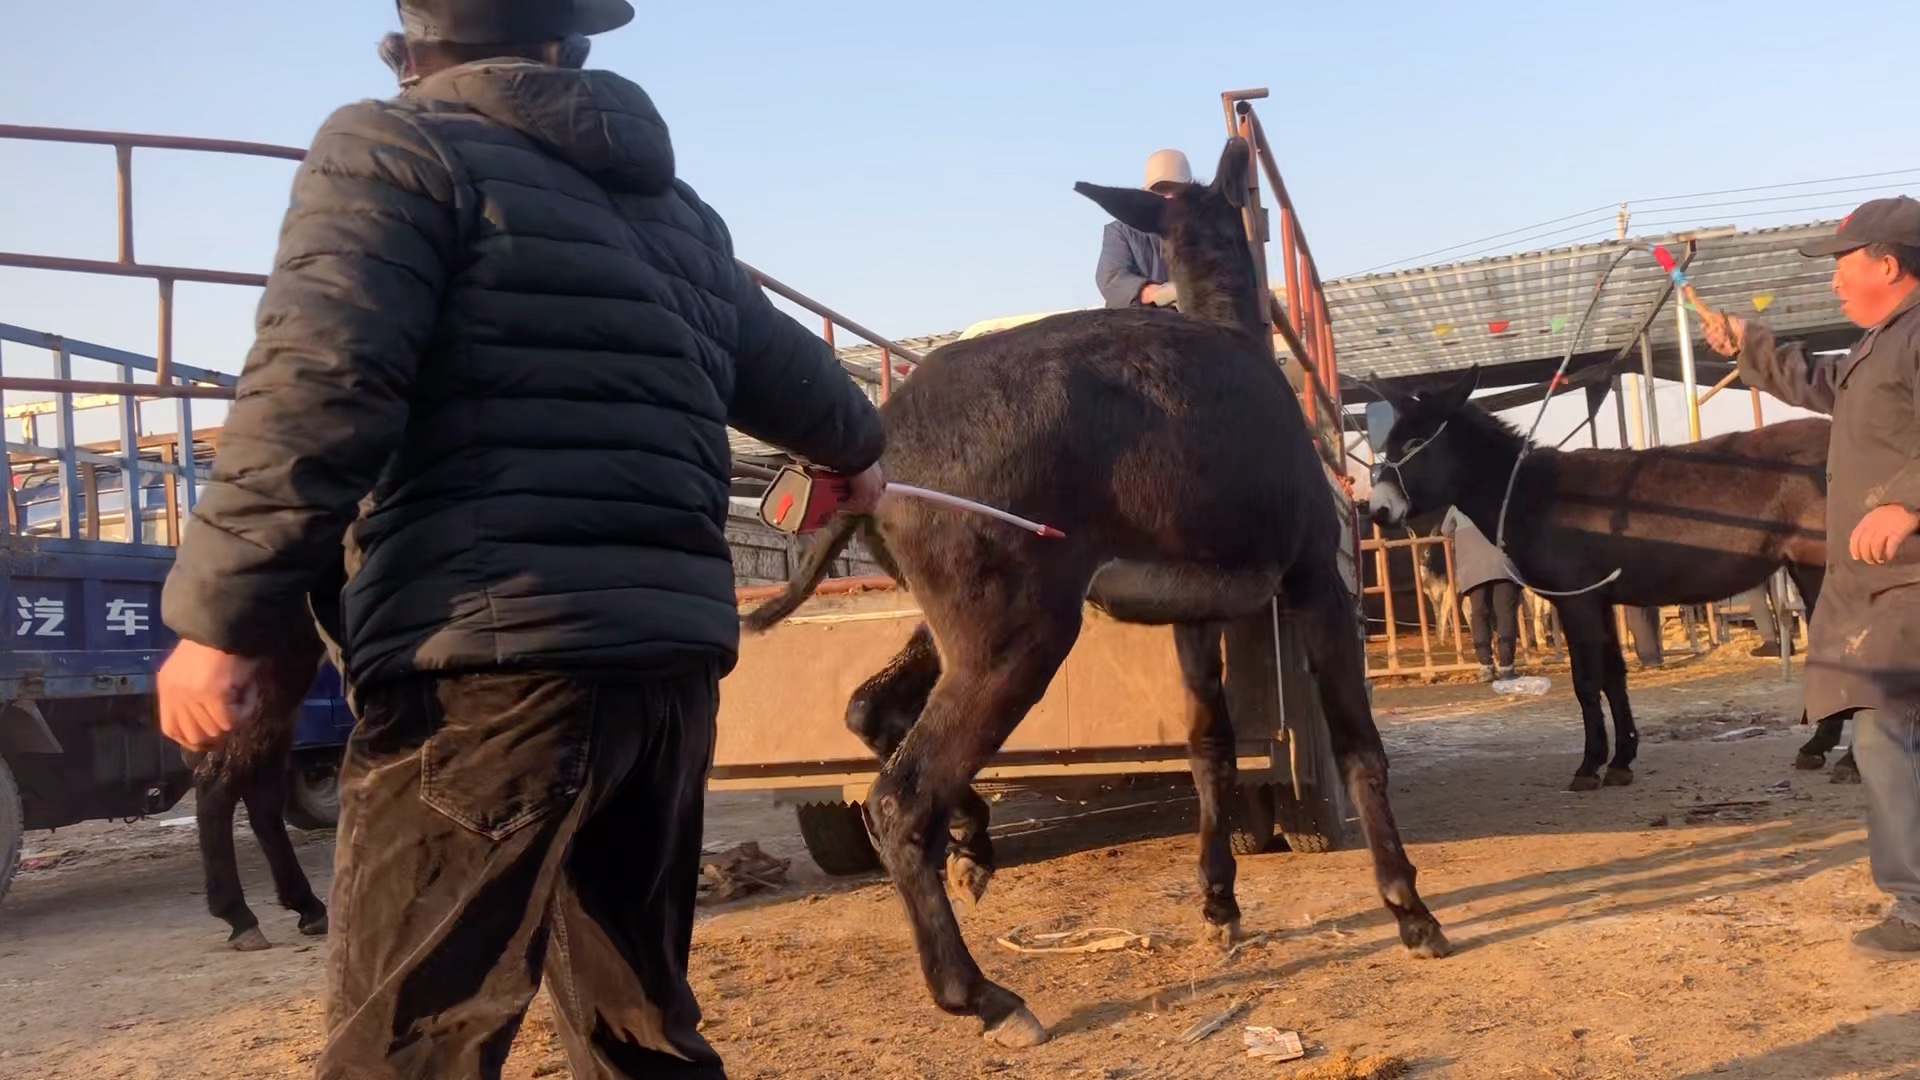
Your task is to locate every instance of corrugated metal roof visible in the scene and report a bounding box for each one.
[1325,220,1850,381]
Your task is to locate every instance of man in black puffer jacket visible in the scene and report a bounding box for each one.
[155,2,883,1076]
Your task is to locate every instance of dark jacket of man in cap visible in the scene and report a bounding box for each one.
[1716,195,1920,959]
[156,4,884,1076]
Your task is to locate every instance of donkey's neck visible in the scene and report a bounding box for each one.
[1168,240,1266,336]
[1446,418,1547,546]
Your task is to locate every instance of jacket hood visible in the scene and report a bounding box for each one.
[410,61,675,195]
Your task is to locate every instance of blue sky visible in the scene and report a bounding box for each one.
[1,0,1913,445]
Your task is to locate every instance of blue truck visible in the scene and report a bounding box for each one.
[0,322,353,904]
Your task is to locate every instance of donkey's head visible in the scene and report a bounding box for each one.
[1366,366,1483,528]
[1075,137,1260,333]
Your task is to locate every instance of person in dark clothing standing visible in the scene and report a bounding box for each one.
[1704,196,1920,960]
[1442,506,1521,681]
[155,2,887,1075]
[1095,148,1190,309]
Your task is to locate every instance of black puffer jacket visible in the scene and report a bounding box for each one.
[162,60,883,686]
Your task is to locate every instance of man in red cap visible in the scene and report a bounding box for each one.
[1705,196,1920,960]
[155,0,886,1074]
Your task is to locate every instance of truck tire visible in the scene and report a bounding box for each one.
[283,752,342,832]
[795,801,880,876]
[0,756,21,906]
[1275,784,1342,854]
[1229,782,1277,856]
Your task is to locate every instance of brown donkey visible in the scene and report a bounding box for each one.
[744,137,1449,1047]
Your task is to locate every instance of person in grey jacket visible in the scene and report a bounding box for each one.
[1095,148,1189,309]
[1441,506,1521,681]
[1704,195,1920,960]
[154,1,886,1074]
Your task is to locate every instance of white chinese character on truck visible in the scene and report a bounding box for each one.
[105,599,151,636]
[15,596,67,637]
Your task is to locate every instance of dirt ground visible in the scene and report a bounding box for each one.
[3,644,1917,1080]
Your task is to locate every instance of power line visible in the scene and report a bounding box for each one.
[1352,203,1616,275]
[1628,166,1920,206]
[1355,166,1920,276]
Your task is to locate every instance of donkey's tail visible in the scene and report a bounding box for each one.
[741,516,899,633]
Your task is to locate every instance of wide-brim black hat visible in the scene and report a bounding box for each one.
[398,0,636,44]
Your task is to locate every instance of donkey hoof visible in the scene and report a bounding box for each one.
[946,853,993,907]
[297,911,329,937]
[1831,758,1862,785]
[983,1005,1050,1048]
[1603,767,1634,788]
[1206,918,1243,950]
[1568,775,1603,792]
[1794,752,1827,771]
[228,926,271,952]
[1402,918,1453,960]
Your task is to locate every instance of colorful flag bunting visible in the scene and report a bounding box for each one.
[1549,315,1568,333]
[1752,293,1775,312]
[1489,320,1511,334]
[1434,323,1454,337]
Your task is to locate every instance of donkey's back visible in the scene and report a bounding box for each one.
[879,307,1336,573]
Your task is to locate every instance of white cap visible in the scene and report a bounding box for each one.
[1143,149,1193,191]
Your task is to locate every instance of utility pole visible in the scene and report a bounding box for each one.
[1616,203,1631,240]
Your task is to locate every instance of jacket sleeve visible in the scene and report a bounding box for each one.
[1096,223,1149,309]
[700,206,884,476]
[161,101,458,653]
[1736,320,1838,414]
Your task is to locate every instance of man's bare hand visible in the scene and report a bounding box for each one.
[1700,311,1745,357]
[158,640,268,752]
[1850,503,1920,566]
[1142,282,1179,308]
[841,463,887,515]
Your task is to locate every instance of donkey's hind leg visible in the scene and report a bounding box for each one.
[240,759,329,936]
[845,623,996,903]
[863,594,1084,1048]
[1173,621,1242,946]
[192,754,269,951]
[1286,567,1450,959]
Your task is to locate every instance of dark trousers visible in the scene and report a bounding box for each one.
[319,669,726,1080]
[1466,580,1520,668]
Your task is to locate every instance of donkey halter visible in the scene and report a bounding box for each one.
[1371,418,1450,493]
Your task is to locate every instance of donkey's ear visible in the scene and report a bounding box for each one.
[1076,182,1169,236]
[1434,365,1481,416]
[1212,137,1251,209]
[1368,377,1417,414]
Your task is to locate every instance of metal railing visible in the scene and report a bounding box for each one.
[1358,531,1561,680]
[1218,91,1346,472]
[0,125,923,547]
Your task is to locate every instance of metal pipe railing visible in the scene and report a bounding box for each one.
[1219,92,1348,481]
[2,126,919,406]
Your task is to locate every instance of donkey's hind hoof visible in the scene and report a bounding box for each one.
[983,1005,1050,1048]
[946,853,993,907]
[1794,752,1827,771]
[1603,767,1634,788]
[1403,918,1453,960]
[297,911,329,937]
[1831,756,1862,785]
[1568,774,1602,792]
[1207,917,1243,950]
[228,926,271,952]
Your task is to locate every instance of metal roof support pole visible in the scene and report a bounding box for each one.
[1675,302,1702,443]
[1616,374,1642,450]
[1637,334,1662,447]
